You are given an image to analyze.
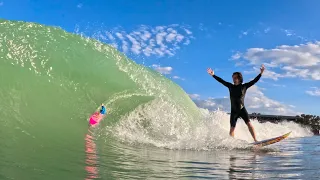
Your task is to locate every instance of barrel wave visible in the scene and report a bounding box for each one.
[0,19,201,151]
[0,19,203,179]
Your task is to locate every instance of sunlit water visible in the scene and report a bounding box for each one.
[85,135,319,180]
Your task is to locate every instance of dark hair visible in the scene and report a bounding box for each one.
[232,72,243,83]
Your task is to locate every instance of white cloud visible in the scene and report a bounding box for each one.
[306,87,320,96]
[259,67,283,80]
[237,24,307,42]
[188,94,200,100]
[279,28,308,41]
[142,31,152,41]
[184,28,192,35]
[184,39,191,45]
[282,29,294,36]
[198,23,205,31]
[264,28,271,33]
[152,64,173,75]
[166,30,177,42]
[81,24,193,58]
[106,32,115,41]
[231,52,241,60]
[172,76,185,80]
[126,35,141,55]
[233,41,320,81]
[193,86,298,115]
[243,67,283,81]
[115,32,124,40]
[272,84,286,87]
[235,61,244,67]
[122,40,129,53]
[238,29,251,38]
[77,3,83,8]
[143,46,152,56]
[110,43,118,49]
[156,31,167,47]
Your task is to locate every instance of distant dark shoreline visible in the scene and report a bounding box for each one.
[227,113,320,135]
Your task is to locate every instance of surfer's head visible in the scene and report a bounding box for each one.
[100,106,106,115]
[232,72,243,85]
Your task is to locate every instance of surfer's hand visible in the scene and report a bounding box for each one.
[207,68,214,76]
[260,64,265,74]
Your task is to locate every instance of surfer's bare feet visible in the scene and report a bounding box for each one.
[229,127,235,137]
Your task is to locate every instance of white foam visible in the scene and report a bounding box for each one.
[112,100,312,151]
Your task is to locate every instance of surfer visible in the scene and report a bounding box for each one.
[89,104,107,126]
[207,65,265,142]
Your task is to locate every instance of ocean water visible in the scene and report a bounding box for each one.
[0,19,318,180]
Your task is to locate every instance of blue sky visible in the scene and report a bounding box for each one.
[1,0,320,115]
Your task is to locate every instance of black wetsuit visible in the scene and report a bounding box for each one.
[212,74,262,127]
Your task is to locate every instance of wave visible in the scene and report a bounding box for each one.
[0,19,312,153]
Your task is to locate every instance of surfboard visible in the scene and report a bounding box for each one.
[88,105,107,127]
[251,132,291,147]
[89,112,105,127]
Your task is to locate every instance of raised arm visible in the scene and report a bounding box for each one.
[244,65,265,88]
[244,73,261,88]
[207,68,232,88]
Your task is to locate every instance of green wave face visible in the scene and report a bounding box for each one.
[0,19,200,143]
[0,19,202,179]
